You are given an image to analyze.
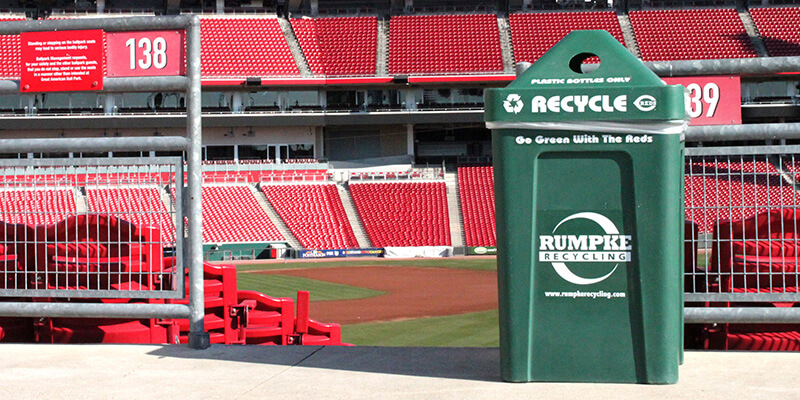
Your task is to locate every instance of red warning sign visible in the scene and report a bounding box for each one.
[20,29,104,92]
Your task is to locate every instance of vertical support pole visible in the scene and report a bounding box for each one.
[186,15,210,349]
[406,124,414,158]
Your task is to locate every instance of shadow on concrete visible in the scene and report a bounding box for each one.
[726,32,800,57]
[147,344,502,382]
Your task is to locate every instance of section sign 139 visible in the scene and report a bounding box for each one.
[662,75,741,126]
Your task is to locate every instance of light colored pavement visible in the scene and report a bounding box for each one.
[0,344,798,400]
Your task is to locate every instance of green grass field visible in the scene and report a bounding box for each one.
[234,257,497,272]
[236,273,384,301]
[234,257,499,347]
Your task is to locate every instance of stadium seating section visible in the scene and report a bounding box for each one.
[630,9,758,61]
[388,14,504,75]
[290,18,324,75]
[349,182,450,247]
[683,159,795,233]
[261,184,359,250]
[1,9,798,80]
[0,188,76,225]
[0,15,23,79]
[200,16,299,77]
[204,169,329,184]
[457,165,496,247]
[86,186,176,243]
[509,11,624,64]
[750,7,800,57]
[291,16,377,76]
[200,185,284,243]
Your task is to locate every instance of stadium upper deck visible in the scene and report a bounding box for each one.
[0,2,798,83]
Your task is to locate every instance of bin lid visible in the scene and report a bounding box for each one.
[485,30,687,131]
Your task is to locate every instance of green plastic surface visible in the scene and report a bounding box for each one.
[485,30,686,384]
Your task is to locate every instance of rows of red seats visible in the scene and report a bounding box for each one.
[630,9,757,61]
[1,10,797,80]
[349,182,450,247]
[261,184,358,250]
[457,165,495,247]
[291,17,377,76]
[0,15,23,79]
[204,169,328,184]
[750,7,800,57]
[290,18,324,75]
[509,11,624,64]
[684,160,797,233]
[200,185,284,243]
[200,16,299,77]
[0,189,76,226]
[86,186,176,243]
[388,14,503,75]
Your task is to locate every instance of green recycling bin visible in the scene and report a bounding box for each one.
[485,31,687,384]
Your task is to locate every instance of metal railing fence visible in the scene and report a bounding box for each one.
[0,16,209,347]
[0,157,182,299]
[684,145,800,323]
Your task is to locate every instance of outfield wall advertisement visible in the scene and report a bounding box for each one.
[298,248,385,259]
[467,246,498,256]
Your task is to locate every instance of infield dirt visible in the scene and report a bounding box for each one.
[253,266,498,324]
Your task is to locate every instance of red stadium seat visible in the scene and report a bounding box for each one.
[349,181,450,247]
[750,7,800,57]
[458,165,496,247]
[388,14,503,75]
[630,9,757,61]
[261,184,358,249]
[291,16,377,76]
[509,11,624,64]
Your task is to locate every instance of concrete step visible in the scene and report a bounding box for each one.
[74,187,88,214]
[337,184,372,248]
[251,184,302,249]
[278,17,313,76]
[376,14,390,76]
[496,13,516,74]
[157,184,178,234]
[738,10,768,57]
[445,172,465,248]
[617,13,642,59]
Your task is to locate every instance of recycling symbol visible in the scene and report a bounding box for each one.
[503,94,524,114]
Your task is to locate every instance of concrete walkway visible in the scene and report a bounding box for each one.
[0,345,797,399]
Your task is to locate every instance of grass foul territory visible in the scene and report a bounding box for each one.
[236,273,385,301]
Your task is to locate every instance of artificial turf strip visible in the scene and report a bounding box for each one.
[342,310,500,347]
[236,273,385,302]
[235,257,498,272]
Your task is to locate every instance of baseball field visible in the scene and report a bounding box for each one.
[234,257,499,346]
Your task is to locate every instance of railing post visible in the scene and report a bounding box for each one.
[186,14,210,350]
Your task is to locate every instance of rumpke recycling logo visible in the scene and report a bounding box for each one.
[539,212,631,285]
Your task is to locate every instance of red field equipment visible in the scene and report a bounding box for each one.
[711,209,800,293]
[294,290,346,346]
[165,260,294,346]
[0,215,164,291]
[235,290,294,345]
[706,209,800,350]
[0,215,347,346]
